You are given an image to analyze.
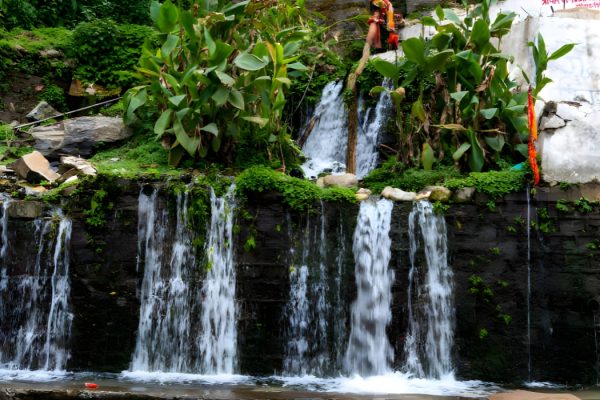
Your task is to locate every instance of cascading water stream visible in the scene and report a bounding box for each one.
[197,185,238,374]
[0,209,73,372]
[356,79,393,179]
[344,198,394,376]
[130,188,194,372]
[283,203,331,376]
[404,201,454,379]
[301,81,348,178]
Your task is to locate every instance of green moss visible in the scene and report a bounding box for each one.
[363,158,461,193]
[90,134,178,179]
[235,166,356,212]
[0,27,72,53]
[445,170,527,199]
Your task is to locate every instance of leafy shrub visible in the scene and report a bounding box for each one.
[0,0,151,30]
[71,19,156,88]
[362,157,461,193]
[40,84,67,111]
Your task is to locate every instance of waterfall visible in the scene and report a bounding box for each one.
[197,185,238,374]
[131,188,194,372]
[283,204,331,376]
[0,210,73,371]
[356,79,393,179]
[301,81,348,178]
[345,198,394,376]
[43,213,73,371]
[404,201,454,379]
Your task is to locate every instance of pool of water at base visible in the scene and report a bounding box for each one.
[0,369,598,399]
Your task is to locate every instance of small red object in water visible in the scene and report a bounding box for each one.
[85,382,98,389]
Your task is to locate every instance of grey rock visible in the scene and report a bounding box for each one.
[452,187,476,203]
[541,115,567,130]
[424,185,452,202]
[31,116,132,158]
[40,49,62,58]
[26,101,59,122]
[7,200,43,219]
[322,173,358,188]
[60,156,97,176]
[382,186,416,201]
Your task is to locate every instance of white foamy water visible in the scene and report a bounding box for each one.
[345,198,394,376]
[356,79,393,179]
[197,185,238,374]
[405,201,454,379]
[0,368,70,382]
[121,371,250,385]
[276,373,497,398]
[301,81,348,178]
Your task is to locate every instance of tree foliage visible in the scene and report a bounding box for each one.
[370,0,573,172]
[124,0,311,167]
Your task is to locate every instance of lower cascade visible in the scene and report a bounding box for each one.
[0,207,73,372]
[130,185,238,375]
[283,204,331,376]
[404,201,455,379]
[197,186,238,374]
[345,198,394,376]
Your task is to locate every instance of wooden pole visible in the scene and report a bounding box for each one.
[346,42,371,175]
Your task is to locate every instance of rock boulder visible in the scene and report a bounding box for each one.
[9,151,60,183]
[322,173,358,188]
[382,186,416,201]
[31,116,132,158]
[26,101,59,121]
[424,185,452,202]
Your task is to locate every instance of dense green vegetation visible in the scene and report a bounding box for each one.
[0,0,578,204]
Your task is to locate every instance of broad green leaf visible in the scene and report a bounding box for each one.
[548,43,575,61]
[210,41,234,63]
[453,142,471,160]
[450,91,468,103]
[276,77,292,86]
[161,34,179,59]
[402,38,426,67]
[435,5,444,20]
[421,143,434,171]
[444,8,463,26]
[168,144,185,167]
[515,143,529,158]
[467,129,484,172]
[471,19,490,50]
[156,0,178,33]
[434,123,466,131]
[425,49,453,73]
[154,109,172,136]
[212,86,229,106]
[370,86,386,96]
[484,135,505,152]
[480,107,498,119]
[204,26,216,57]
[174,117,200,156]
[229,89,245,110]
[150,0,160,23]
[234,53,268,71]
[287,61,308,71]
[201,123,219,136]
[163,73,180,93]
[411,98,426,122]
[371,58,399,81]
[490,12,516,37]
[169,94,187,107]
[283,41,301,58]
[421,16,438,27]
[175,108,189,120]
[125,87,147,123]
[243,116,269,127]
[215,70,235,86]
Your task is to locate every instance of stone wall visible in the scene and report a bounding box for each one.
[0,185,598,383]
